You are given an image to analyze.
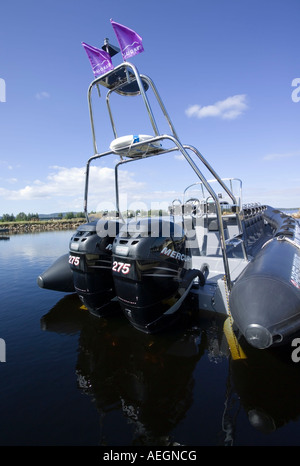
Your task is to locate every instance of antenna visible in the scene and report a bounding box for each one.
[102,38,120,57]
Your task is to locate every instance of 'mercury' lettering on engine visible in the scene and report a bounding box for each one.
[160,246,190,262]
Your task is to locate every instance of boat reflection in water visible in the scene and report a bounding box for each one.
[41,294,300,446]
[230,342,300,436]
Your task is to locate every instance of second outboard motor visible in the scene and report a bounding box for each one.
[69,218,123,316]
[112,217,199,333]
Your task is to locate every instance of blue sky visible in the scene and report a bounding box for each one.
[0,0,299,215]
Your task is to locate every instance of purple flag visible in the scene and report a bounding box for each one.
[82,42,114,77]
[110,19,144,60]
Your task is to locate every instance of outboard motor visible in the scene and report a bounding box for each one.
[112,217,199,333]
[69,218,123,316]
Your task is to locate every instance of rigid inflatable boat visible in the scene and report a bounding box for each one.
[38,32,300,348]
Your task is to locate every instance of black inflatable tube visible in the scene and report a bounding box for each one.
[37,253,75,293]
[229,238,300,348]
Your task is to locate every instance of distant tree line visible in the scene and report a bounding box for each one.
[0,212,86,222]
[0,209,171,222]
[62,212,86,220]
[1,212,39,222]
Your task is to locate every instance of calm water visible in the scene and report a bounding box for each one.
[0,230,300,446]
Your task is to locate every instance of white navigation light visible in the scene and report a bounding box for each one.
[244,324,273,349]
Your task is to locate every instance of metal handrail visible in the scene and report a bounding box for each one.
[87,62,160,154]
[84,134,233,290]
[183,178,242,207]
[84,63,239,290]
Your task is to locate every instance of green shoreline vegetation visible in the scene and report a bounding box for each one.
[0,212,86,222]
[0,212,87,233]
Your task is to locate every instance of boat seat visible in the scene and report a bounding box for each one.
[207,218,219,231]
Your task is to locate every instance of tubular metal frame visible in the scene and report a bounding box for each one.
[84,61,244,290]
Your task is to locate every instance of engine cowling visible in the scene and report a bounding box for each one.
[69,219,123,316]
[112,217,194,333]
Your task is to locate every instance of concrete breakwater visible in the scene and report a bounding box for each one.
[0,220,86,234]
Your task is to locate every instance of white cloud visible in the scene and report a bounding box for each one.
[0,161,15,170]
[263,151,300,161]
[0,165,146,213]
[174,154,185,161]
[35,91,50,100]
[185,94,248,120]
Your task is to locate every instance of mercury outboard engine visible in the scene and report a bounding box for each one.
[112,217,200,333]
[69,218,123,316]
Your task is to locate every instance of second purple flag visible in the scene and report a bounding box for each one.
[82,42,114,77]
[110,19,144,60]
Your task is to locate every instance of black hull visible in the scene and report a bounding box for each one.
[230,210,300,349]
[37,254,75,293]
